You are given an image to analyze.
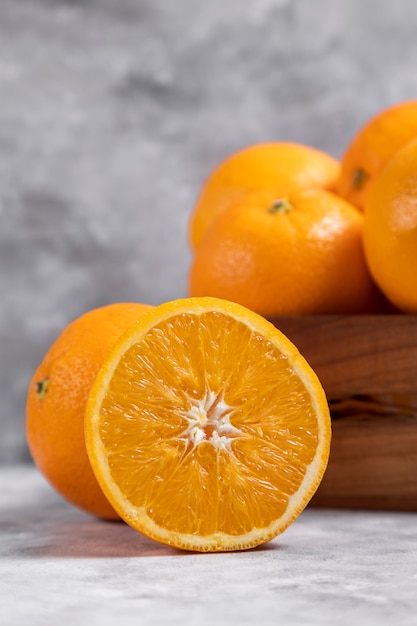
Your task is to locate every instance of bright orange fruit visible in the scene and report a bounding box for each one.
[85,297,331,552]
[189,142,340,250]
[363,137,417,312]
[26,302,153,519]
[337,100,417,211]
[189,189,381,317]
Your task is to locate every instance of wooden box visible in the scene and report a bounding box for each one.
[271,316,417,511]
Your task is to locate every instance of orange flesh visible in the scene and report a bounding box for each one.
[97,311,320,537]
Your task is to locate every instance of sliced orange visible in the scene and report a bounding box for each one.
[85,297,331,552]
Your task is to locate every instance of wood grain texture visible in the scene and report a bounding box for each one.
[270,316,417,510]
[312,401,417,511]
[271,315,417,396]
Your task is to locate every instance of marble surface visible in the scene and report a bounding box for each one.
[1,465,416,625]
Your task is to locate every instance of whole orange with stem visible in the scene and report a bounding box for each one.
[189,189,382,317]
[189,142,340,251]
[26,302,153,519]
[337,99,417,211]
[363,137,417,313]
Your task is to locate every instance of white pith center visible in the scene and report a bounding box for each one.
[180,390,242,453]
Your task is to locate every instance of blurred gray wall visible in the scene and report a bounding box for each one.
[2,0,417,463]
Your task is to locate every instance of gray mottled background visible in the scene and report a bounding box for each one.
[2,0,417,463]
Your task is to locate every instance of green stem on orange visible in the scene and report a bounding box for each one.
[352,168,369,190]
[35,377,49,400]
[268,198,293,214]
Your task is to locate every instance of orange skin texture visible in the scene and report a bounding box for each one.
[189,189,382,317]
[26,302,153,519]
[363,137,417,313]
[189,142,340,251]
[337,100,417,211]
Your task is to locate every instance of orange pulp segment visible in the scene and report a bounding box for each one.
[85,297,331,551]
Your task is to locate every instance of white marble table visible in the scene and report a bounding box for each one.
[0,465,416,626]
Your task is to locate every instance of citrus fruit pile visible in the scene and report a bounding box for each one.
[188,99,417,315]
[26,99,417,552]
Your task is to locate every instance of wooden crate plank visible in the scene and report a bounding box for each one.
[271,315,417,396]
[311,412,417,511]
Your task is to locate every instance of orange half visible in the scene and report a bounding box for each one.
[85,297,331,552]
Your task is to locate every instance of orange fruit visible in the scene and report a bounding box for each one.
[188,189,381,317]
[189,142,340,250]
[363,137,417,312]
[85,297,331,552]
[26,302,153,519]
[337,100,417,211]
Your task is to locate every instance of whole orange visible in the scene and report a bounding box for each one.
[26,302,153,519]
[188,189,381,317]
[337,100,417,211]
[188,142,340,251]
[363,137,417,312]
